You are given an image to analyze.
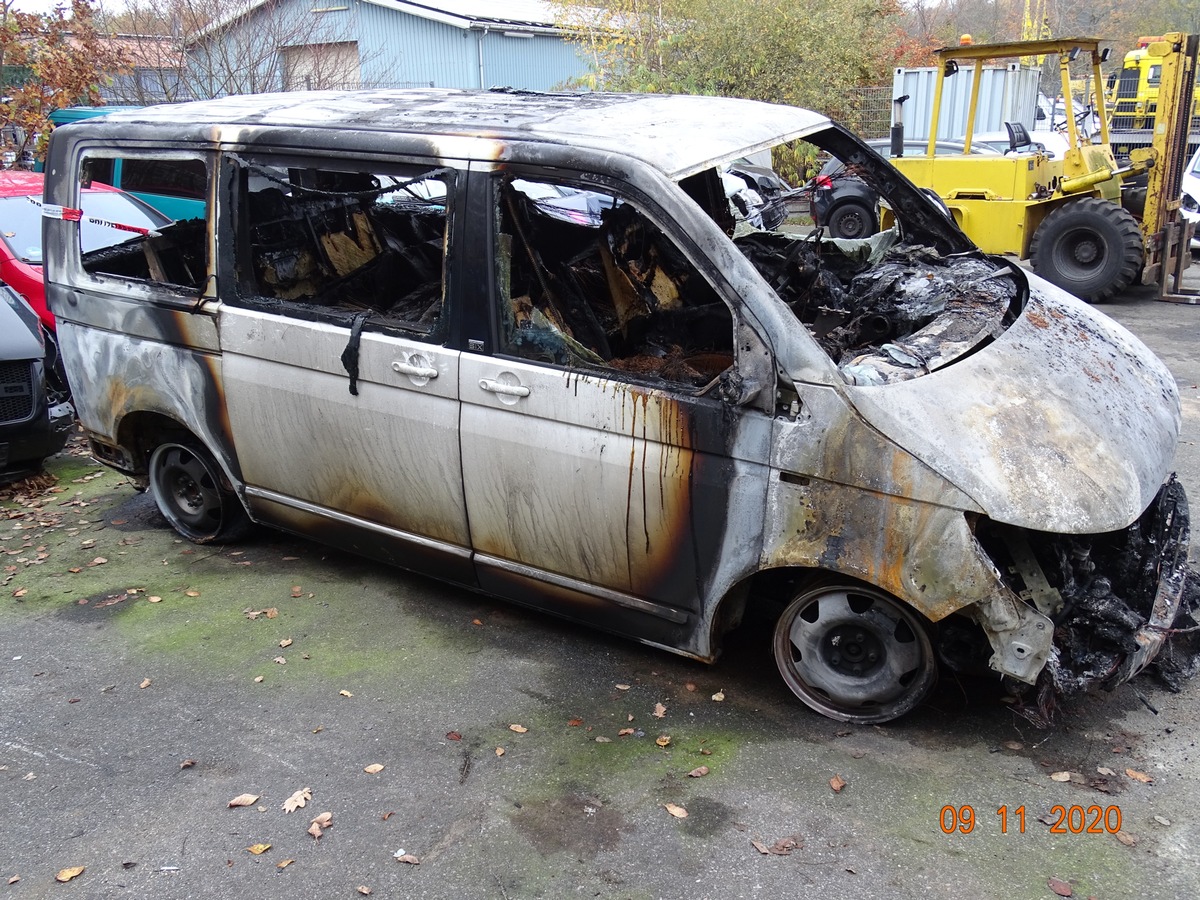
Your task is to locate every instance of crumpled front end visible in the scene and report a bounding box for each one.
[974,477,1191,718]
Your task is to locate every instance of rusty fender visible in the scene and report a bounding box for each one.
[764,384,1053,683]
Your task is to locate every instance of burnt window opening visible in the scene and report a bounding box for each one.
[77,154,208,292]
[495,176,734,390]
[234,161,450,341]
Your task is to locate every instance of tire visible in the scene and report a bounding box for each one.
[825,201,878,240]
[148,437,250,543]
[1029,198,1143,302]
[773,582,936,724]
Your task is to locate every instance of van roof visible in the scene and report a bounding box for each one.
[68,89,828,180]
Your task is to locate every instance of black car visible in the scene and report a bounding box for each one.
[810,139,999,239]
[0,283,73,482]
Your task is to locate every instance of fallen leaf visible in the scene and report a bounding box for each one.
[12,588,26,597]
[618,728,635,736]
[1114,830,1137,847]
[711,691,725,702]
[829,774,847,793]
[180,759,196,770]
[364,764,384,774]
[595,736,612,743]
[279,638,293,648]
[1125,768,1154,784]
[655,735,671,747]
[653,703,667,718]
[283,556,299,561]
[254,676,264,683]
[687,766,710,778]
[567,718,583,727]
[357,887,373,895]
[615,683,631,691]
[395,854,420,865]
[68,567,82,573]
[1154,815,1171,826]
[276,859,295,869]
[509,724,528,733]
[471,618,483,626]
[1049,771,1072,782]
[88,557,107,566]
[282,787,312,813]
[699,748,712,756]
[54,867,85,883]
[307,822,323,840]
[382,811,395,820]
[184,590,200,597]
[495,747,505,757]
[685,682,697,692]
[246,844,271,855]
[228,793,260,808]
[339,690,353,698]
[1097,766,1117,776]
[139,678,151,689]
[148,596,162,603]
[7,875,19,884]
[273,657,287,665]
[446,731,461,741]
[264,608,278,618]
[311,812,333,829]
[312,725,323,733]
[664,802,688,819]
[1047,876,1073,896]
[1002,740,1023,751]
[751,839,769,854]
[769,836,802,855]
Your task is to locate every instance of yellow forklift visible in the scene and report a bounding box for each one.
[885,35,1196,302]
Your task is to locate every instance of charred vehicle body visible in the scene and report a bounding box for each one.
[42,90,1191,723]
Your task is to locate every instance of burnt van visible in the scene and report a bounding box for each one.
[42,90,1190,723]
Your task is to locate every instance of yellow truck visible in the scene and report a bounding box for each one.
[886,36,1196,302]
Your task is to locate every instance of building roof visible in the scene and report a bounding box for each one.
[82,88,827,180]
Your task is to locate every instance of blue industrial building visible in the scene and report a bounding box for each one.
[190,0,591,96]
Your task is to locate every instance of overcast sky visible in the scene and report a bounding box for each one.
[9,0,127,16]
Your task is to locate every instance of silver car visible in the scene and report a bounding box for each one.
[42,90,1190,723]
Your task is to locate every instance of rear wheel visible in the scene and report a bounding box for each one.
[826,201,877,240]
[773,582,936,723]
[1029,198,1143,302]
[148,437,249,543]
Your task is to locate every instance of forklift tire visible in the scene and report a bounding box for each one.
[1029,198,1143,302]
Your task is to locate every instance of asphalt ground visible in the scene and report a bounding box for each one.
[1,270,1199,900]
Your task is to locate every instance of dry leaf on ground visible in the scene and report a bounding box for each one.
[830,774,847,793]
[395,854,420,865]
[751,839,769,854]
[338,690,353,698]
[687,766,710,778]
[311,812,333,829]
[307,822,324,840]
[664,803,688,819]
[180,759,196,770]
[1047,875,1073,896]
[139,678,151,689]
[1049,771,1072,782]
[246,844,271,855]
[495,747,505,757]
[357,887,373,895]
[711,691,725,701]
[282,787,312,813]
[567,718,583,726]
[228,793,259,808]
[54,867,85,883]
[509,724,528,733]
[446,731,462,741]
[655,735,671,748]
[595,736,612,743]
[653,703,667,718]
[276,859,294,869]
[618,728,635,736]
[279,638,293,648]
[364,764,384,774]
[615,684,630,690]
[1125,768,1154,784]
[1114,830,1138,847]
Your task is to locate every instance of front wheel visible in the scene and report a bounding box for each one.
[148,438,249,543]
[773,583,937,723]
[1029,198,1143,302]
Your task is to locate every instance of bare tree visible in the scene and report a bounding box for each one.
[113,0,367,101]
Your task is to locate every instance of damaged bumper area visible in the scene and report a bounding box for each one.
[975,477,1191,702]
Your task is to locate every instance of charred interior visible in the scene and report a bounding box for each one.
[976,477,1194,700]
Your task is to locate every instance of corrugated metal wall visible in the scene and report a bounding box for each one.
[892,64,1042,140]
[356,3,587,90]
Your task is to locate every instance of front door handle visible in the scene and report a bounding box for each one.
[479,378,530,398]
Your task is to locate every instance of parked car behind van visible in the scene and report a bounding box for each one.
[43,90,1191,723]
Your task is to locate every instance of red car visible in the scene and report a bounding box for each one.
[0,170,172,331]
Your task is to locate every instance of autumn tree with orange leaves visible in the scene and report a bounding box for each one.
[0,0,127,162]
